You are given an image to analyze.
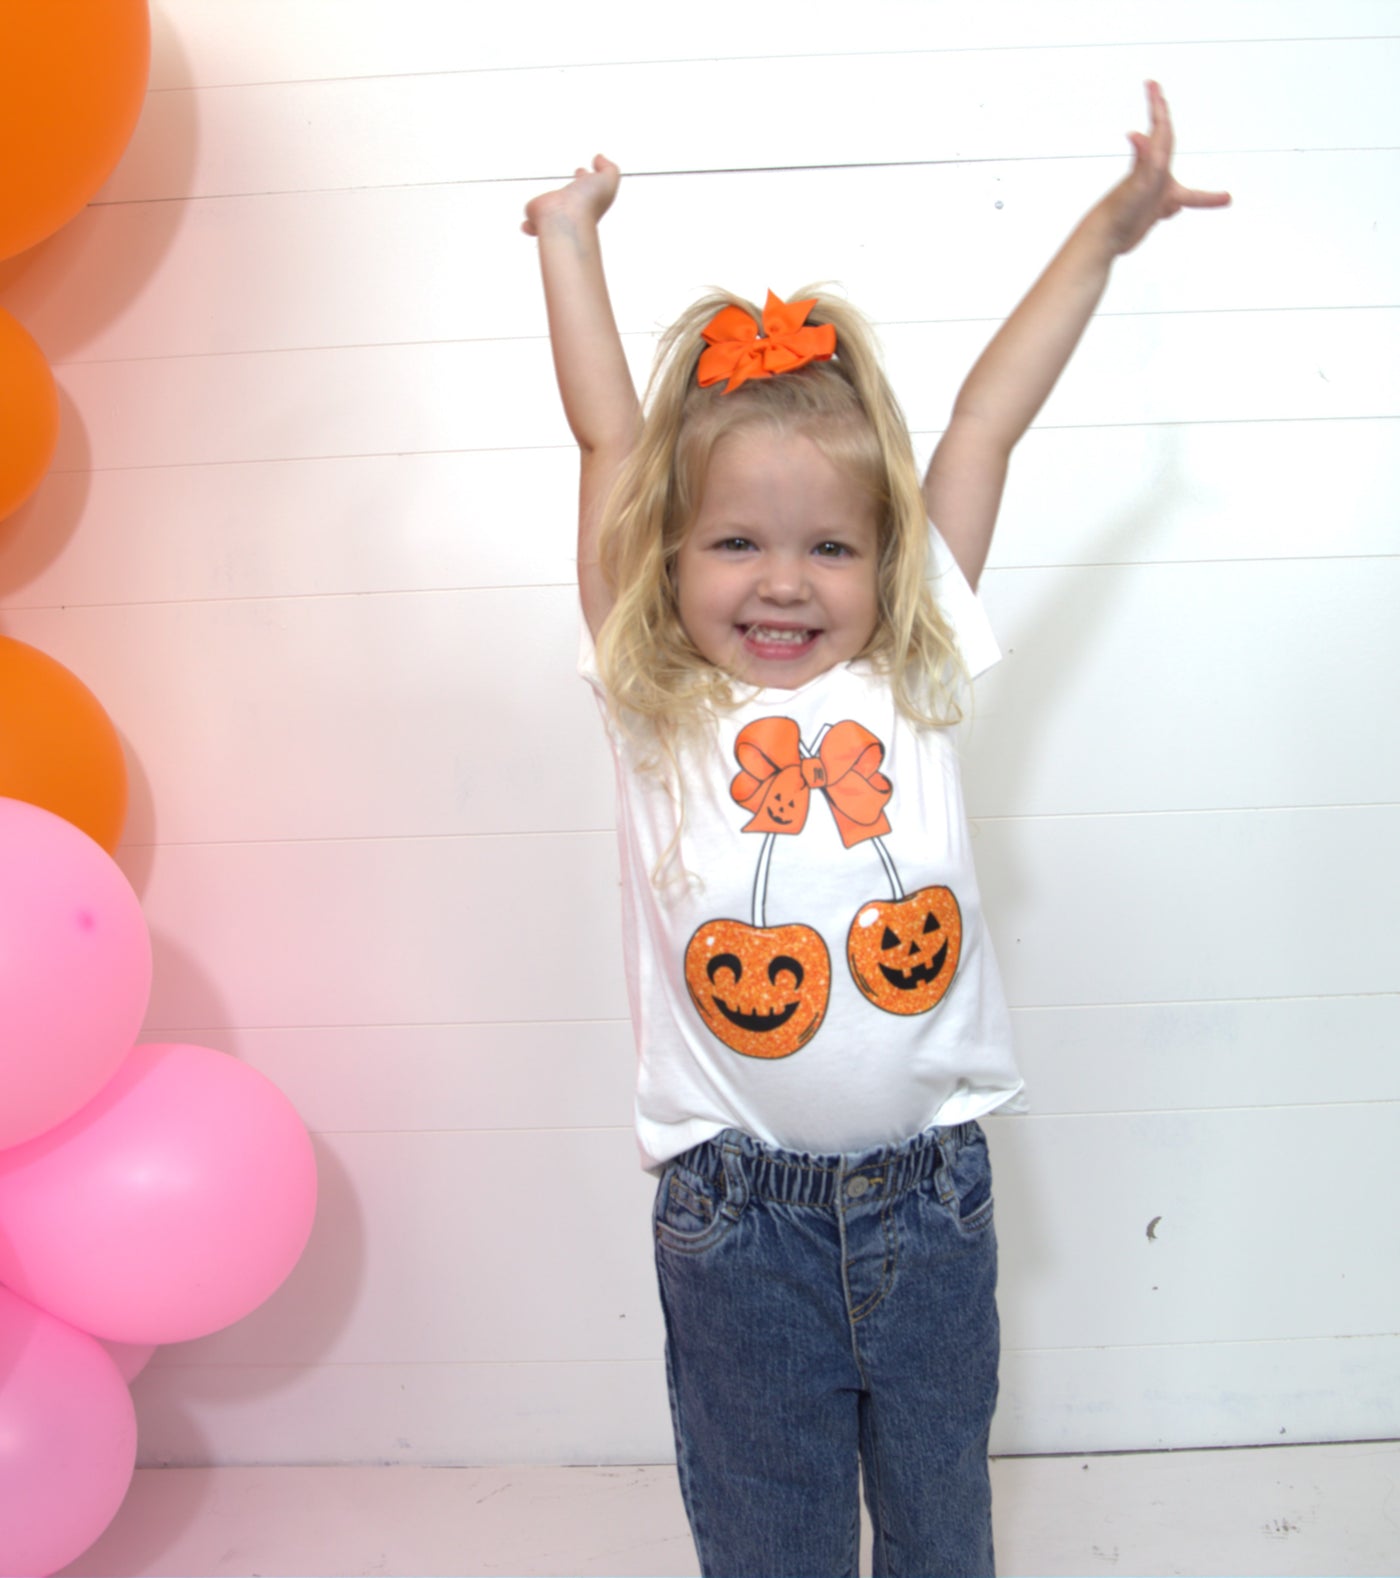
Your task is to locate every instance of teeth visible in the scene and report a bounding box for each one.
[746,626,810,644]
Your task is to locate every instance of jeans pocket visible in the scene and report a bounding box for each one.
[654,1159,743,1256]
[946,1126,995,1235]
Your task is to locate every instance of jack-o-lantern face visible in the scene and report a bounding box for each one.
[742,765,808,833]
[847,885,961,1016]
[684,918,830,1059]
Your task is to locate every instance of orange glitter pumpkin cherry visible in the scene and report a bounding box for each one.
[684,918,830,1060]
[847,884,962,1016]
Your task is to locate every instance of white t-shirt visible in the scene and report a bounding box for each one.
[583,528,1026,1172]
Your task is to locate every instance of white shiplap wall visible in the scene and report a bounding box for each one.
[0,0,1396,1466]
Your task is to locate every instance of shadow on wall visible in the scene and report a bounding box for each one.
[113,733,158,885]
[0,390,91,597]
[0,7,197,597]
[968,420,1191,837]
[964,420,1190,1303]
[56,1462,216,1578]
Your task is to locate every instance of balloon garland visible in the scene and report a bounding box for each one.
[0,7,318,1572]
[0,310,59,518]
[0,0,151,262]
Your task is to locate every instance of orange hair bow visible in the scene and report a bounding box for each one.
[730,717,892,848]
[698,291,837,394]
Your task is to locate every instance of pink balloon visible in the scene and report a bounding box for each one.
[0,1043,318,1345]
[0,1285,137,1578]
[0,797,151,1149]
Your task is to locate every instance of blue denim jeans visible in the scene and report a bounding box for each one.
[653,1122,999,1578]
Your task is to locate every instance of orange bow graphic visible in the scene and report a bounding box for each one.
[730,717,892,848]
[697,292,838,394]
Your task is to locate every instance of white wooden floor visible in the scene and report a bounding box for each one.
[60,1441,1400,1577]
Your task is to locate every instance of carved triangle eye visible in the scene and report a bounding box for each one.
[881,926,899,950]
[923,911,940,934]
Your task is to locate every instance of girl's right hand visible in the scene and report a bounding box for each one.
[521,154,621,237]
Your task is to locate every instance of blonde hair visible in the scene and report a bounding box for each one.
[595,288,964,750]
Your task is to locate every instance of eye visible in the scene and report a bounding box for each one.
[813,541,852,558]
[716,536,754,553]
[707,952,743,985]
[767,955,805,989]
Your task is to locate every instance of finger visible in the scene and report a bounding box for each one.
[1148,80,1174,158]
[1176,186,1233,209]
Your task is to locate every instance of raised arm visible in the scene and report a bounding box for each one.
[522,155,641,634]
[924,82,1230,589]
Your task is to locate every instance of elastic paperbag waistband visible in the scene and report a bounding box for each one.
[670,1123,978,1207]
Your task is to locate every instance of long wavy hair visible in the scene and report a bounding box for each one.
[595,288,964,754]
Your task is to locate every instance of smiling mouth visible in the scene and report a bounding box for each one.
[712,996,801,1032]
[878,941,950,991]
[741,624,818,649]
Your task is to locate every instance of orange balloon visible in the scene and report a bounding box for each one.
[0,308,60,521]
[0,0,151,261]
[0,638,128,852]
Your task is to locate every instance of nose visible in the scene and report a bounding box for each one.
[758,553,809,603]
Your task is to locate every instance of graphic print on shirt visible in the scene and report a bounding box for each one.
[683,716,961,1057]
[846,882,962,1016]
[683,914,830,1060]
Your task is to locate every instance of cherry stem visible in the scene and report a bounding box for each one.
[752,831,776,927]
[872,836,904,901]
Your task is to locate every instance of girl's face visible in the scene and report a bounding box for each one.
[675,427,881,690]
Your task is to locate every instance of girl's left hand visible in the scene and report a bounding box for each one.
[1105,80,1231,254]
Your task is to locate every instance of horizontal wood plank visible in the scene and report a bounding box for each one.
[2,558,1393,844]
[122,831,632,1029]
[108,40,1400,202]
[995,1331,1400,1455]
[129,1327,1400,1465]
[129,1330,1400,1465]
[188,1020,638,1135]
[145,1106,1399,1371]
[30,310,1397,475]
[2,418,1393,614]
[967,556,1400,816]
[99,809,1396,1027]
[975,805,1398,1009]
[1,587,616,844]
[1009,995,1400,1115]
[987,1107,1400,1351]
[163,991,1398,1138]
[0,449,583,607]
[150,0,1400,89]
[6,149,1393,364]
[165,1128,662,1369]
[130,1354,677,1467]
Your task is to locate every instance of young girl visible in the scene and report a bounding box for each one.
[524,83,1227,1578]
